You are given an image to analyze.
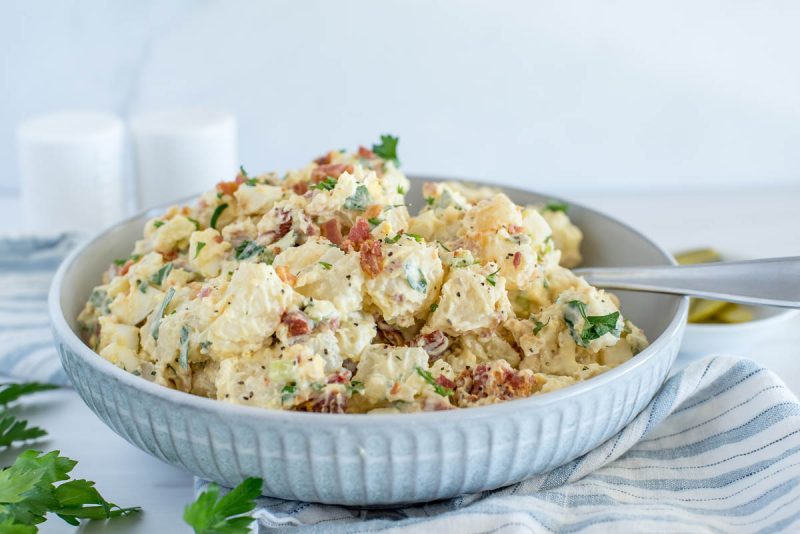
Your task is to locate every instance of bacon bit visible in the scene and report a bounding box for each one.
[365,204,383,219]
[390,382,401,395]
[263,208,293,245]
[358,146,376,159]
[161,250,178,262]
[342,358,357,374]
[292,181,309,195]
[508,224,524,235]
[456,363,539,403]
[119,259,134,276]
[375,316,405,346]
[213,235,224,244]
[275,265,297,286]
[327,370,352,384]
[320,219,343,246]
[435,374,456,390]
[347,219,372,249]
[198,286,212,299]
[311,163,353,183]
[314,151,334,165]
[513,251,522,269]
[413,330,449,361]
[282,310,312,337]
[359,239,384,278]
[304,389,347,413]
[180,206,192,215]
[217,180,239,196]
[422,396,454,411]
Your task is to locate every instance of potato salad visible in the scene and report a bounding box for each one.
[78,136,648,414]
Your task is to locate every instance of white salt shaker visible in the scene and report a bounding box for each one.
[130,109,237,210]
[16,111,126,235]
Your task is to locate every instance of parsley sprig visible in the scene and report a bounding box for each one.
[183,477,262,534]
[371,134,400,166]
[309,177,337,191]
[564,300,621,347]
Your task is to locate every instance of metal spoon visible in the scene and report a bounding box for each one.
[573,257,800,309]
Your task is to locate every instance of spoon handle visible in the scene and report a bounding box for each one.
[572,257,800,309]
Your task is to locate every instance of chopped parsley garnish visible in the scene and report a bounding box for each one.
[179,325,190,370]
[210,203,228,229]
[151,287,175,341]
[183,477,261,534]
[234,240,264,261]
[347,381,364,396]
[533,318,549,335]
[318,261,333,270]
[384,234,402,244]
[404,233,423,243]
[397,185,406,195]
[564,300,621,347]
[371,134,399,165]
[544,201,568,213]
[429,302,439,313]
[0,382,59,406]
[343,184,370,211]
[153,220,164,228]
[199,341,212,352]
[368,217,383,228]
[486,268,501,287]
[194,242,206,258]
[136,279,148,293]
[415,367,453,397]
[240,165,258,185]
[404,262,428,293]
[309,176,337,191]
[187,217,201,230]
[113,254,140,267]
[281,383,297,404]
[425,196,435,207]
[151,262,173,286]
[436,241,451,252]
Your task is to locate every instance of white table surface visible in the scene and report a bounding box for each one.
[0,187,798,533]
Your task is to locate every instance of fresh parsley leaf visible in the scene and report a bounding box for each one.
[486,268,501,287]
[343,184,370,211]
[397,185,406,195]
[234,240,264,261]
[151,287,175,341]
[424,196,435,207]
[179,325,191,370]
[136,279,148,294]
[183,477,262,534]
[210,203,228,229]
[309,177,337,191]
[415,367,452,397]
[194,242,206,259]
[280,383,296,404]
[544,201,568,213]
[153,220,164,228]
[429,302,438,313]
[564,300,620,347]
[318,261,333,270]
[404,262,427,293]
[112,254,140,267]
[187,217,201,230]
[384,234,402,244]
[367,217,382,228]
[0,415,47,448]
[0,450,139,529]
[151,263,173,286]
[0,383,58,407]
[404,233,423,243]
[371,134,399,165]
[239,165,249,179]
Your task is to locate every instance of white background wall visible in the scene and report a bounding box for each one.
[2,0,799,195]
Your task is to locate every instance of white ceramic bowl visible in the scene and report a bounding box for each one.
[48,177,688,506]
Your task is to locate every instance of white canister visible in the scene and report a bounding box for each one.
[16,111,126,235]
[130,109,237,210]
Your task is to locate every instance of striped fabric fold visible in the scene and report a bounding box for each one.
[0,235,79,385]
[196,356,800,533]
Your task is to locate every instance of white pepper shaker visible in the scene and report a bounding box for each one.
[130,109,237,210]
[16,111,126,235]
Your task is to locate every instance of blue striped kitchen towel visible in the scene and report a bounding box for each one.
[0,235,79,385]
[196,356,800,533]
